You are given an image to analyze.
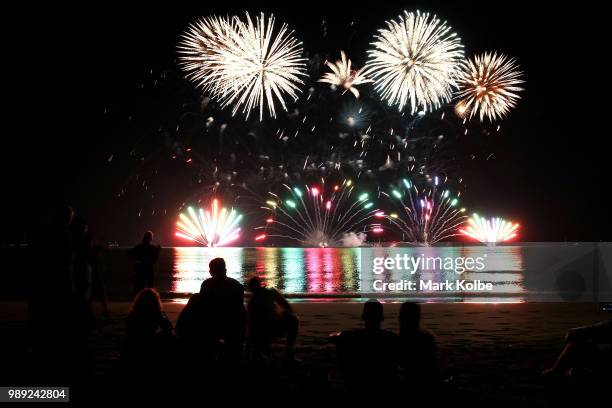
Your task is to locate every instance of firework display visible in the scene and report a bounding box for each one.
[175,199,242,246]
[382,176,467,245]
[455,52,524,121]
[105,9,527,247]
[178,12,307,120]
[365,10,464,114]
[255,180,380,247]
[318,51,371,98]
[459,213,519,243]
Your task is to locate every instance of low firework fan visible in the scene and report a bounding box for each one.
[175,198,242,247]
[381,175,467,245]
[459,213,519,244]
[254,179,380,247]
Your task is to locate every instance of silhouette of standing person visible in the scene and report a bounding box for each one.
[28,203,77,378]
[70,216,93,334]
[127,231,160,293]
[91,237,110,319]
[176,258,246,367]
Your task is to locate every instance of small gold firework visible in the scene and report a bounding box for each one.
[318,51,371,98]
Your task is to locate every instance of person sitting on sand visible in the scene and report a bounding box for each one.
[176,258,246,366]
[398,302,438,383]
[330,300,399,388]
[121,288,174,368]
[127,231,160,293]
[246,275,299,363]
[542,320,611,378]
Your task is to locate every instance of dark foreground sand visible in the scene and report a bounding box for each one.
[1,300,609,406]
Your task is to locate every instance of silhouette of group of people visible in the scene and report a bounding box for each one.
[119,245,612,401]
[330,300,438,391]
[119,245,611,397]
[119,253,441,396]
[25,214,611,400]
[121,257,300,377]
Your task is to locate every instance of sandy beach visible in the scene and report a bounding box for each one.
[1,300,608,405]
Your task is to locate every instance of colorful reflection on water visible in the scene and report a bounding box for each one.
[171,246,525,301]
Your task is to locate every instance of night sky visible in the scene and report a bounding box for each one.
[5,2,606,245]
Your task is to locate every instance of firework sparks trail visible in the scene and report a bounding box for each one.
[459,213,519,243]
[455,52,524,122]
[255,179,379,247]
[364,10,464,114]
[176,199,242,246]
[383,175,466,244]
[179,12,307,120]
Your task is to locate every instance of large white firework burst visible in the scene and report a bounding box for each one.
[455,52,524,122]
[364,10,464,114]
[178,12,307,120]
[318,51,371,98]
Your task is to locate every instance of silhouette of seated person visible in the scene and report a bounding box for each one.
[543,320,612,379]
[397,302,438,384]
[176,258,246,366]
[121,288,173,364]
[246,276,299,363]
[330,300,399,389]
[127,231,160,293]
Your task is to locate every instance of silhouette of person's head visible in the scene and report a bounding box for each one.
[130,288,162,320]
[47,203,74,229]
[209,257,227,279]
[399,302,421,333]
[142,231,153,244]
[71,216,89,235]
[247,275,264,293]
[362,299,384,329]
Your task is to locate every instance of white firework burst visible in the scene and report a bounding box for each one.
[455,52,524,122]
[364,10,464,114]
[178,12,308,120]
[318,51,371,98]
